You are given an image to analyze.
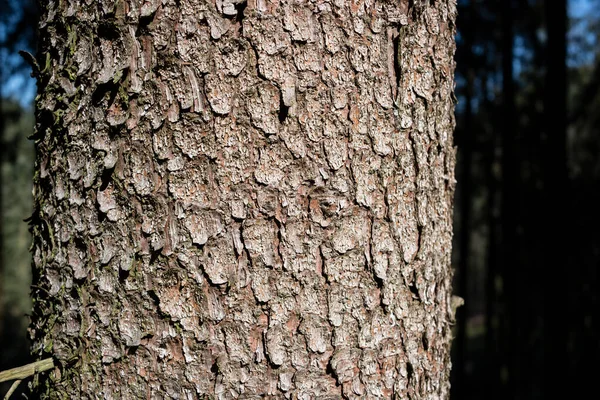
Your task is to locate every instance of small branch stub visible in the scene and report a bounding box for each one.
[450,295,465,322]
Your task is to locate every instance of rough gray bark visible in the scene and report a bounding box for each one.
[30,0,457,398]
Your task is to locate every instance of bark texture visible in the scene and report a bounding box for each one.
[30,0,457,398]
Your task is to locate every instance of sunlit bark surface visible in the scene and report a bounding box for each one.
[30,0,457,398]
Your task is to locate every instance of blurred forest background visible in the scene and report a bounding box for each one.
[1,0,599,398]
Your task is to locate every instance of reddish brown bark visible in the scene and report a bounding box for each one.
[30,0,458,398]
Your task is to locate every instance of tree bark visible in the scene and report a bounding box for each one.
[29,0,457,398]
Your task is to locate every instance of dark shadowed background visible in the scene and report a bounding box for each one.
[1,0,599,398]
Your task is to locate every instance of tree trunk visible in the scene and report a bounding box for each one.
[499,1,518,398]
[543,0,568,396]
[29,0,457,398]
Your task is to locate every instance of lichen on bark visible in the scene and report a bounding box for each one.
[30,0,458,398]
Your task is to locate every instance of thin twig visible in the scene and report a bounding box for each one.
[3,379,22,400]
[0,359,54,383]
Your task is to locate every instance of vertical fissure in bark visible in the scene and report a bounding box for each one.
[393,27,404,91]
[278,93,290,123]
[234,1,247,23]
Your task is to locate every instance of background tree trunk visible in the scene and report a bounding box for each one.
[30,0,457,398]
[499,1,518,397]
